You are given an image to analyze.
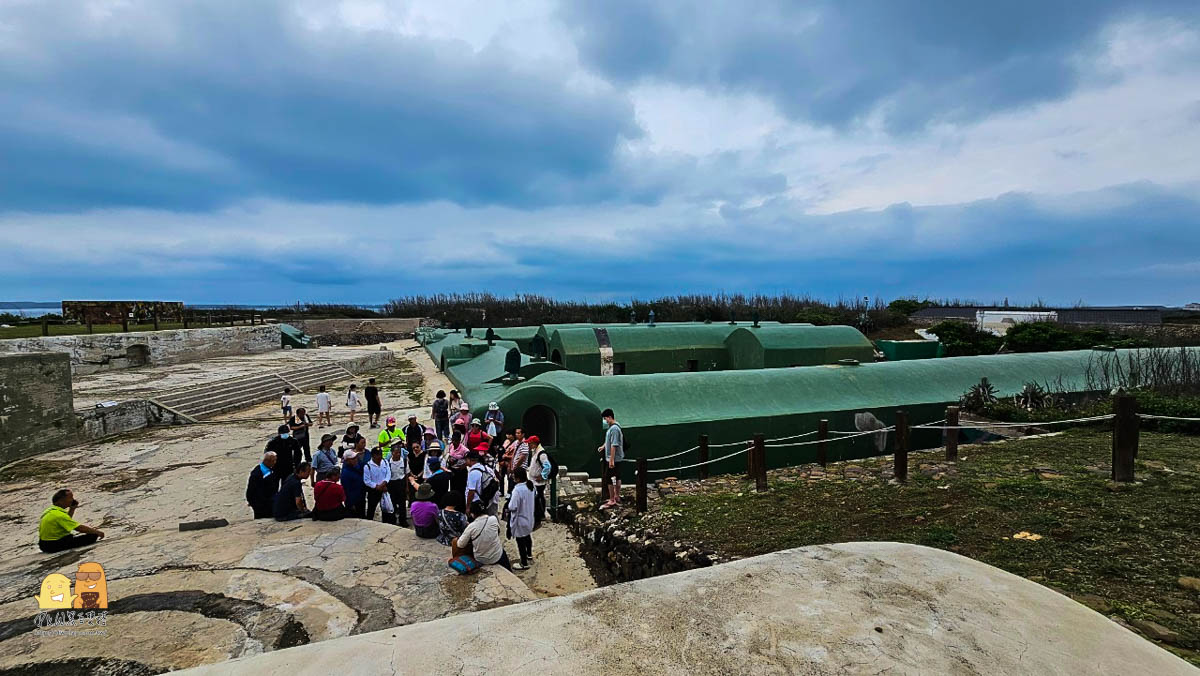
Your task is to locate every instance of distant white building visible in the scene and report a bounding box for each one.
[976,310,1057,336]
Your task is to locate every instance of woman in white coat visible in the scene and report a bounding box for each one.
[507,466,536,570]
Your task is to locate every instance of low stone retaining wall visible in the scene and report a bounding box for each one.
[77,400,190,441]
[558,502,728,584]
[0,325,280,374]
[290,319,420,345]
[0,352,79,465]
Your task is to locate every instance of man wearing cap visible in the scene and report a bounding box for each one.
[265,424,301,478]
[387,439,410,527]
[402,412,425,448]
[340,450,366,519]
[377,416,405,459]
[363,447,395,524]
[465,451,499,516]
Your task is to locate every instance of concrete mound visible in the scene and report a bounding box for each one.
[181,541,1196,675]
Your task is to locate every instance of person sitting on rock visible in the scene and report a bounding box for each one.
[454,499,511,570]
[37,489,105,553]
[312,466,348,521]
[246,451,280,519]
[410,483,441,539]
[435,493,469,547]
[273,462,312,521]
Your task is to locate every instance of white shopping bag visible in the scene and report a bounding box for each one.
[380,492,394,513]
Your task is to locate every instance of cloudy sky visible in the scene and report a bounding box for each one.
[2,0,1199,305]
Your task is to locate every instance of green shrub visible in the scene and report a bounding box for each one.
[928,320,1003,356]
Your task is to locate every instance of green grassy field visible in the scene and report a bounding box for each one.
[652,429,1200,663]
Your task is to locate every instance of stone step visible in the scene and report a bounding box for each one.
[566,472,590,482]
[586,478,604,488]
[153,361,361,419]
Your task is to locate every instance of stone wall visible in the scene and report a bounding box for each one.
[0,353,80,465]
[289,319,420,345]
[559,502,726,584]
[0,325,280,374]
[77,400,190,441]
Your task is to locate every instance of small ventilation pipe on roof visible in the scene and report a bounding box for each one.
[752,311,760,328]
[648,310,656,326]
[465,326,473,338]
[629,310,637,325]
[729,311,737,325]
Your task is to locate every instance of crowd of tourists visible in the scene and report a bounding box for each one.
[243,388,600,573]
[35,378,625,576]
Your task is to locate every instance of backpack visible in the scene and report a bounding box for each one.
[538,449,559,482]
[433,398,449,418]
[471,465,499,505]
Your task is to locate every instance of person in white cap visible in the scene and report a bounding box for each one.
[402,412,425,447]
[483,402,504,441]
[452,401,471,431]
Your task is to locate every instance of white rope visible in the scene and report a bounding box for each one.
[912,414,1114,430]
[1139,414,1200,422]
[646,446,752,474]
[763,430,819,443]
[764,426,895,448]
[625,445,700,464]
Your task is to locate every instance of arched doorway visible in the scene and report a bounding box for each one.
[550,349,562,365]
[522,405,558,448]
[531,335,548,359]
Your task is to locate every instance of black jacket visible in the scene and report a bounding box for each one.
[246,465,280,517]
[265,435,302,476]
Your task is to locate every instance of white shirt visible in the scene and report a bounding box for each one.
[465,463,499,507]
[281,394,291,408]
[507,483,535,538]
[347,392,362,409]
[458,515,503,564]
[362,458,391,489]
[387,451,407,483]
[528,447,550,486]
[315,392,332,412]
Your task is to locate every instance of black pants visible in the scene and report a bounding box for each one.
[388,482,408,526]
[276,509,310,522]
[38,533,99,553]
[346,495,365,519]
[435,418,450,440]
[312,506,347,521]
[297,436,311,463]
[516,535,533,566]
[366,489,394,524]
[495,549,513,571]
[251,503,273,519]
[534,484,547,527]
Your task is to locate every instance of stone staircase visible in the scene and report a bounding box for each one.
[150,362,354,420]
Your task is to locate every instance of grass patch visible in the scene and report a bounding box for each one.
[654,429,1200,663]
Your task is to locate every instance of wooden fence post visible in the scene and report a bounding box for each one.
[1112,394,1139,482]
[121,316,129,333]
[817,419,828,467]
[86,321,93,334]
[153,312,160,331]
[636,458,648,513]
[945,405,959,461]
[41,319,49,336]
[207,311,213,327]
[697,434,710,481]
[746,437,756,480]
[894,410,909,482]
[183,315,189,330]
[753,433,768,492]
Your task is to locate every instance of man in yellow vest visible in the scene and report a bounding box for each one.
[377,416,405,459]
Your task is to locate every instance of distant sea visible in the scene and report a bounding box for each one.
[1,302,389,318]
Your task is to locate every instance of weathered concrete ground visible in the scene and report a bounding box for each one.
[181,541,1199,675]
[0,344,594,673]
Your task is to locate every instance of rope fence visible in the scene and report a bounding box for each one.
[627,395,1163,513]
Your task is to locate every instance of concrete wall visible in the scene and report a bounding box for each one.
[290,318,420,341]
[77,400,190,441]
[0,325,280,374]
[0,353,80,465]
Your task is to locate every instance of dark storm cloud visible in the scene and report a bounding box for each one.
[561,0,1200,132]
[0,1,640,212]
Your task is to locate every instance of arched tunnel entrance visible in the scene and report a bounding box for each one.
[522,405,558,448]
[550,349,562,365]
